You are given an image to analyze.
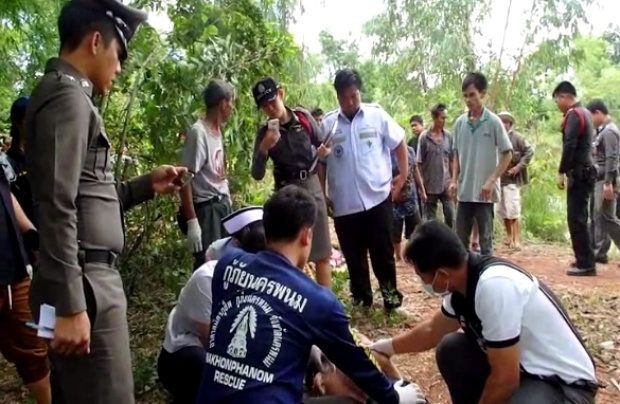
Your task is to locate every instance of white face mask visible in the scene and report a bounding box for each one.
[421,271,450,298]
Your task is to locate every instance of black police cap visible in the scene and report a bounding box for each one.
[69,0,148,59]
[252,77,280,107]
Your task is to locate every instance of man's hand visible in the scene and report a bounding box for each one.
[448,181,457,200]
[479,180,494,201]
[557,173,566,190]
[317,144,332,158]
[370,338,395,358]
[186,218,203,253]
[51,311,91,355]
[259,128,281,154]
[506,166,521,176]
[391,175,405,201]
[419,188,428,204]
[393,380,427,404]
[150,165,188,194]
[603,183,615,200]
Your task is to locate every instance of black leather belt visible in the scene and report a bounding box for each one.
[80,250,118,267]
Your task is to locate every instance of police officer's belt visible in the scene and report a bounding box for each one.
[567,166,596,180]
[79,250,118,267]
[279,169,315,183]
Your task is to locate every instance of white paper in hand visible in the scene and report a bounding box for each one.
[38,304,56,339]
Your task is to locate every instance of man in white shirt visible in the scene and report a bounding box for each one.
[319,69,408,311]
[371,220,598,404]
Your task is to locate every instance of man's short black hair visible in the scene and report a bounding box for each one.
[552,81,577,98]
[203,80,234,110]
[409,115,423,125]
[234,221,266,253]
[311,108,323,117]
[263,185,317,243]
[334,69,363,94]
[461,72,488,92]
[58,3,119,55]
[586,98,609,115]
[404,220,468,274]
[430,103,447,117]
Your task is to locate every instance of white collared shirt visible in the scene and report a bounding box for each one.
[319,103,405,217]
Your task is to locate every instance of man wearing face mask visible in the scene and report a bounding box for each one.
[371,220,598,404]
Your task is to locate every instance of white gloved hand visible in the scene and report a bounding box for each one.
[186,218,203,253]
[394,380,427,404]
[370,338,395,357]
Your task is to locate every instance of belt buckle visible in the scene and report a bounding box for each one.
[299,170,308,181]
[108,252,118,266]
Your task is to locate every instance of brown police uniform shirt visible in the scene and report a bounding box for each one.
[24,58,154,316]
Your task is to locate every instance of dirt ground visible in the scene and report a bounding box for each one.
[0,243,619,403]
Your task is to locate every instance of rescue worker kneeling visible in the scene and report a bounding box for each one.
[157,206,266,404]
[371,220,598,404]
[196,185,427,404]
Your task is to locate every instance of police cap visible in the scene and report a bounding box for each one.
[252,77,280,107]
[61,0,148,60]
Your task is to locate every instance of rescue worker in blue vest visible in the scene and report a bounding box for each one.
[250,77,333,288]
[553,81,597,276]
[371,220,598,404]
[0,166,51,403]
[197,185,427,404]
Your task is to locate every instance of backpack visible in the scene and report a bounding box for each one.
[561,107,586,134]
[292,109,320,147]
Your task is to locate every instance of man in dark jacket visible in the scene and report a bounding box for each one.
[0,168,50,403]
[553,81,597,276]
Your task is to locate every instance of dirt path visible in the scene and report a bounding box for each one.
[362,243,620,404]
[0,243,618,403]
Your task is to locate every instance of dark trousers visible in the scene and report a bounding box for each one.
[456,202,494,255]
[436,333,596,404]
[567,177,595,269]
[595,188,620,260]
[157,346,205,404]
[425,191,455,228]
[393,210,422,243]
[192,197,232,270]
[334,198,403,309]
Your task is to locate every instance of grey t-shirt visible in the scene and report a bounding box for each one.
[452,109,513,203]
[417,130,453,195]
[181,120,229,203]
[163,261,216,353]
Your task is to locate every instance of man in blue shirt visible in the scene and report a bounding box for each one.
[197,185,426,403]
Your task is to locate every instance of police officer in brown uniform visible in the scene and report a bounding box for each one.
[251,77,333,288]
[24,1,187,402]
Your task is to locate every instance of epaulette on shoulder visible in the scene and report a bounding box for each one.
[323,109,338,119]
[362,102,383,110]
[55,72,92,91]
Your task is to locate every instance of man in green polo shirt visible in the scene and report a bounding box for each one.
[449,72,513,255]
